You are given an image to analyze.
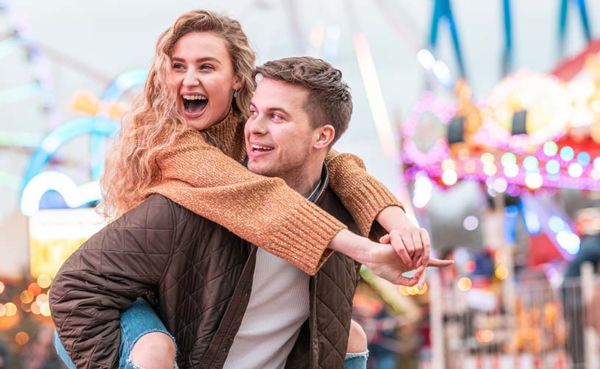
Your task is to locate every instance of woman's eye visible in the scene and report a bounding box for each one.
[200,64,215,71]
[172,63,185,70]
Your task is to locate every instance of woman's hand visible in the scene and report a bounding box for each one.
[376,206,453,285]
[329,230,433,286]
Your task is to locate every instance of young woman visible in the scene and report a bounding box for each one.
[52,9,442,369]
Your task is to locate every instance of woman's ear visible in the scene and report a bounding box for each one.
[233,74,242,92]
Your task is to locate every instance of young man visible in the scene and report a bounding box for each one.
[51,57,450,368]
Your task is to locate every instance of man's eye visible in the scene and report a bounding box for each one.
[272,114,283,121]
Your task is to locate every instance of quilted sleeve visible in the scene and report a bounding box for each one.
[325,149,404,237]
[49,195,177,369]
[149,129,346,275]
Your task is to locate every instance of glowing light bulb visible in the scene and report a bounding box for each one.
[543,141,558,156]
[560,146,575,161]
[442,170,458,186]
[568,163,583,178]
[525,173,543,189]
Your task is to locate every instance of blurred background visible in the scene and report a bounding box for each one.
[2,0,600,368]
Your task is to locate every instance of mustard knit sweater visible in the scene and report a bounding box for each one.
[148,110,401,275]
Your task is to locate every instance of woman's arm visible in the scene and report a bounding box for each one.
[325,150,403,236]
[49,195,176,368]
[326,150,453,271]
[150,128,436,278]
[150,129,346,275]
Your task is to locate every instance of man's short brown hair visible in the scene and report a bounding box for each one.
[254,57,352,145]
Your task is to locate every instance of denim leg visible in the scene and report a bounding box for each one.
[119,298,177,369]
[344,351,369,369]
[53,298,176,369]
[53,331,76,369]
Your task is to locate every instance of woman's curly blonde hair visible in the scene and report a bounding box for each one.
[100,10,256,218]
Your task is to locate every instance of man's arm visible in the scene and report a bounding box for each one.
[49,195,176,368]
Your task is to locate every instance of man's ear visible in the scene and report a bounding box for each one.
[314,124,335,149]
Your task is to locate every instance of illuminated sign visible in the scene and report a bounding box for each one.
[28,207,106,277]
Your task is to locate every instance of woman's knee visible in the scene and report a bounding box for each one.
[347,319,368,353]
[129,332,176,369]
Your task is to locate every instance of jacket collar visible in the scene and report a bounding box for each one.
[306,165,329,203]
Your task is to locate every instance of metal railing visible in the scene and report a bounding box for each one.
[425,263,600,369]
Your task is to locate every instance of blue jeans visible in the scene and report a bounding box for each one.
[344,351,369,369]
[54,298,176,369]
[54,298,366,369]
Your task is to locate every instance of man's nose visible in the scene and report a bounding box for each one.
[248,116,268,134]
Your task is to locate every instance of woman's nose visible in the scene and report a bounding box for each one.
[182,70,199,86]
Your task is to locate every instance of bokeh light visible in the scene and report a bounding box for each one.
[523,156,539,171]
[457,277,472,291]
[442,170,458,186]
[525,173,543,189]
[15,332,29,346]
[20,290,34,304]
[568,163,583,178]
[560,146,574,161]
[545,159,560,175]
[37,274,52,289]
[4,303,17,317]
[577,152,591,165]
[495,265,509,280]
[492,177,508,193]
[463,216,479,231]
[543,141,558,156]
[501,152,517,167]
[504,165,519,178]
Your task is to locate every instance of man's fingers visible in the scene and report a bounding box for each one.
[395,274,419,286]
[428,257,454,267]
[417,268,426,289]
[412,265,425,283]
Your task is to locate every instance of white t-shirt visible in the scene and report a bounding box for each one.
[223,173,325,369]
[223,249,310,369]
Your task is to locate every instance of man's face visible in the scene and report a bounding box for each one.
[244,78,316,179]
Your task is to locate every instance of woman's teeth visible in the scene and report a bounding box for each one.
[182,95,208,113]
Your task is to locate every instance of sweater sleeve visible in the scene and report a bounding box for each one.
[325,149,404,237]
[148,129,345,275]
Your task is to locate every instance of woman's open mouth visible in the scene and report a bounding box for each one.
[181,94,208,117]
